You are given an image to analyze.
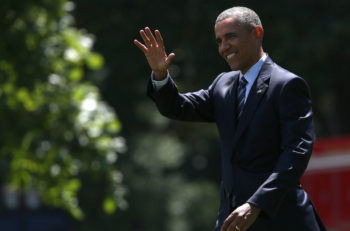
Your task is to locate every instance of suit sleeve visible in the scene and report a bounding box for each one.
[247,76,314,218]
[147,73,223,122]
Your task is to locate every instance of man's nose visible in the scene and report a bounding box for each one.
[220,40,230,53]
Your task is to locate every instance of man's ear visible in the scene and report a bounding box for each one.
[254,26,264,40]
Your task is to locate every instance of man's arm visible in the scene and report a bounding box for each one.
[147,72,217,122]
[136,27,217,122]
[247,76,314,217]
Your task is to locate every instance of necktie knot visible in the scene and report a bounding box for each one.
[239,76,247,87]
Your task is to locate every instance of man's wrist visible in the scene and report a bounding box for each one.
[248,202,261,213]
[154,70,168,80]
[151,71,170,91]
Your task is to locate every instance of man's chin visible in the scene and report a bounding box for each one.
[227,61,239,70]
[229,65,239,71]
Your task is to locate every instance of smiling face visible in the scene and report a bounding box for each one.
[215,17,263,74]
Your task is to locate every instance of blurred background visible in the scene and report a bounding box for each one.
[0,0,349,230]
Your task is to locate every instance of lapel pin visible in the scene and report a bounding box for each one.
[257,89,263,94]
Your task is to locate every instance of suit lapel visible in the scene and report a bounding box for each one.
[231,57,273,152]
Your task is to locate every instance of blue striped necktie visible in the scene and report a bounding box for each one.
[237,76,247,119]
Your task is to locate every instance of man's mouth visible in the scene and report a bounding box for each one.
[226,53,236,60]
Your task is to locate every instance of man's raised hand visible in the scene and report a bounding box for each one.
[134,27,175,80]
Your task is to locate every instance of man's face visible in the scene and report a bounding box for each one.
[215,17,261,74]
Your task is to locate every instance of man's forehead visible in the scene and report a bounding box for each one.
[215,17,243,30]
[215,17,252,35]
[215,17,239,33]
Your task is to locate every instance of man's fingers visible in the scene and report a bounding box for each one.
[144,27,158,47]
[140,30,152,47]
[221,213,237,231]
[226,215,241,231]
[165,53,175,66]
[220,217,229,231]
[233,215,252,231]
[155,30,164,48]
[225,203,260,231]
[227,219,243,231]
[134,39,147,52]
[135,27,172,73]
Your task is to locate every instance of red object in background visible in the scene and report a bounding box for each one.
[301,136,350,231]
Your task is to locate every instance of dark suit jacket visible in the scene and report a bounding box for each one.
[147,56,326,231]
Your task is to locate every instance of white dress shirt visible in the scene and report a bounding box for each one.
[239,53,267,103]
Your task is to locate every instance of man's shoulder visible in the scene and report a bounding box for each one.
[268,62,311,97]
[213,70,240,85]
[206,71,240,97]
[263,55,300,81]
[269,60,308,86]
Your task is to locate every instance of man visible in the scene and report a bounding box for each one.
[134,6,326,231]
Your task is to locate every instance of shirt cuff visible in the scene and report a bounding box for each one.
[151,71,170,91]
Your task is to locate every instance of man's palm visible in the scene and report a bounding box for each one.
[134,27,175,80]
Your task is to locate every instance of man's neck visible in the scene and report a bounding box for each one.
[241,50,265,75]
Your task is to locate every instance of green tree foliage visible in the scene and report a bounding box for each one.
[72,1,227,230]
[0,0,126,220]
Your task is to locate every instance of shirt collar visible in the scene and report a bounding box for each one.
[239,53,267,84]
